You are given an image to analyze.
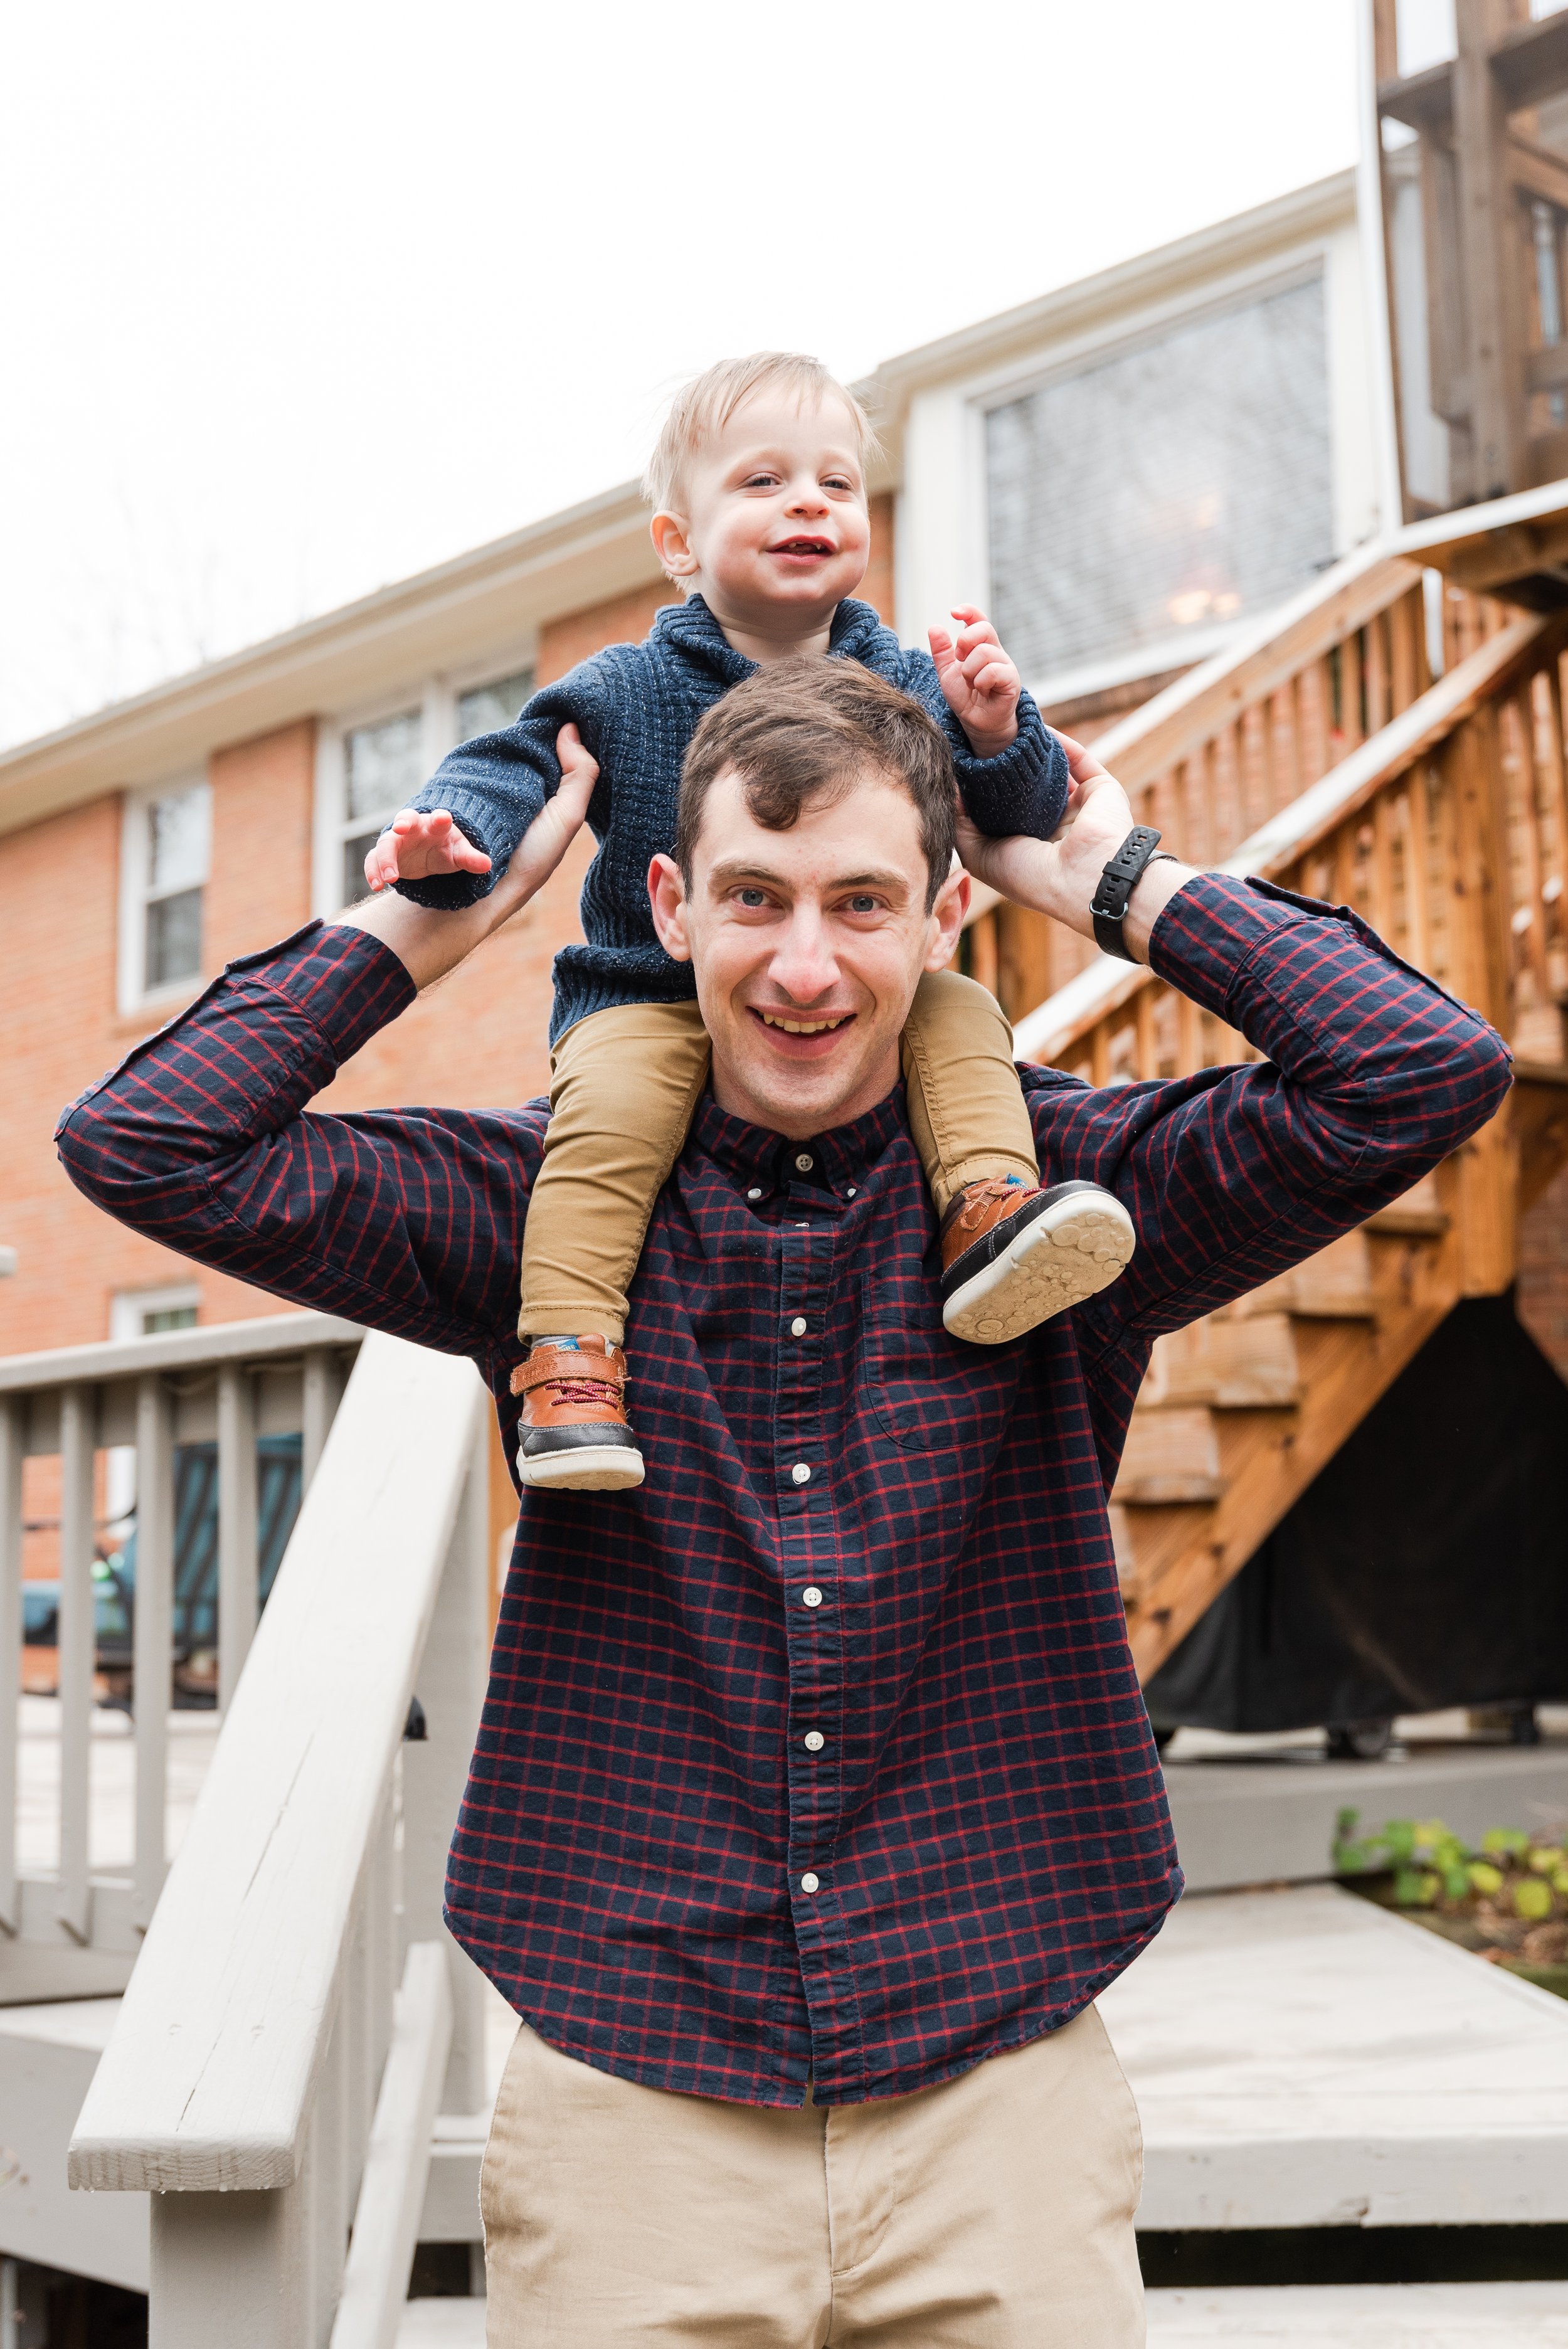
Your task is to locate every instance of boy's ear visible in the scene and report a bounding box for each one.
[648,853,692,962]
[650,509,699,583]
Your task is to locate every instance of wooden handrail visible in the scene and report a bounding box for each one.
[0,1308,363,1394]
[67,1331,487,2193]
[1014,611,1556,1064]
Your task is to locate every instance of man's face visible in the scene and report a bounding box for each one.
[649,767,967,1140]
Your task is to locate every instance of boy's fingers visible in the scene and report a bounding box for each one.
[927,625,957,676]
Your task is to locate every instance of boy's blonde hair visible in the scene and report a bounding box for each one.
[642,351,880,514]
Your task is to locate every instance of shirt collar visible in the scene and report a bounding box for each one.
[692,1084,908,1193]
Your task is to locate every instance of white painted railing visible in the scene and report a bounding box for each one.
[0,1312,363,1963]
[67,1330,493,2346]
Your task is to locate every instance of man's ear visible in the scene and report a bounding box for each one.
[923,861,971,973]
[649,853,692,962]
[650,510,699,583]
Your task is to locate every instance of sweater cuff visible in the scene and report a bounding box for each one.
[394,788,507,908]
[952,694,1069,840]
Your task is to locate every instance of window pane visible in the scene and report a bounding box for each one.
[457,668,534,743]
[147,785,209,891]
[345,709,422,821]
[986,276,1333,682]
[342,829,384,908]
[142,1305,197,1334]
[146,886,203,989]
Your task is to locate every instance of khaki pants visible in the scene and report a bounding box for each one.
[519,970,1040,1343]
[480,2008,1145,2346]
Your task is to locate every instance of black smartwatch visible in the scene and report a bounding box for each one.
[1091,827,1177,963]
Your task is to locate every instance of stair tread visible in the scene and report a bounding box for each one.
[399,2303,487,2345]
[1145,2283,1568,2343]
[1101,1882,1568,2229]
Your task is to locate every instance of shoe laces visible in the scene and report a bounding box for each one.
[956,1177,1030,1233]
[541,1372,620,1410]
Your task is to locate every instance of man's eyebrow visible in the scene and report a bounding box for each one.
[705,859,910,893]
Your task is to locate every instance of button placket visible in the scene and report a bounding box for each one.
[776,1219,842,1922]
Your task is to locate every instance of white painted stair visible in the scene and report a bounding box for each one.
[398,2283,1568,2346]
[1102,1882,1568,2229]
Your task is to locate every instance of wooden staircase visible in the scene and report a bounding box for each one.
[968,490,1568,1684]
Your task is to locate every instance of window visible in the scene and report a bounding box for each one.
[338,707,423,909]
[456,667,534,745]
[111,1283,200,1342]
[315,661,536,916]
[985,275,1334,693]
[120,779,210,1006]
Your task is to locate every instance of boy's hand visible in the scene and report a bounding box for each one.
[340,726,598,992]
[955,731,1194,963]
[363,808,492,893]
[928,605,1022,758]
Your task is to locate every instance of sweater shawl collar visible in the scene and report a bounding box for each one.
[650,593,891,682]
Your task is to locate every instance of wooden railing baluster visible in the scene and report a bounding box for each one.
[57,1384,95,1945]
[0,1399,21,1935]
[132,1372,174,1929]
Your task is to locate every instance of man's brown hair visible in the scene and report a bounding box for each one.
[675,658,959,912]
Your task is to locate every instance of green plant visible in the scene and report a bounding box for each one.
[1333,1810,1568,1939]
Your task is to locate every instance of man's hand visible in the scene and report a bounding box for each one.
[928,606,1022,758]
[363,808,492,893]
[337,724,596,992]
[955,732,1195,964]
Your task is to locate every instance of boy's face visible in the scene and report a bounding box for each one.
[652,391,871,628]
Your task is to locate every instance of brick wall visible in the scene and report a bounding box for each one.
[0,499,899,1360]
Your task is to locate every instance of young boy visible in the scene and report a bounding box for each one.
[367,353,1135,1492]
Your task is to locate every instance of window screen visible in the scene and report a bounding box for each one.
[986,275,1334,684]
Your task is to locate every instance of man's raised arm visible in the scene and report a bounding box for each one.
[54,750,596,1355]
[962,736,1515,1360]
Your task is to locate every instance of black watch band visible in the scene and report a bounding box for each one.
[1091,827,1176,962]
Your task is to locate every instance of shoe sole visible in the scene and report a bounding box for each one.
[517,1445,647,1493]
[942,1194,1136,1345]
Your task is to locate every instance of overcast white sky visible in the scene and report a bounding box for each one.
[0,0,1365,752]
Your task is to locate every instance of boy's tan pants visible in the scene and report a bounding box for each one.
[520,970,1040,1344]
[480,2005,1145,2346]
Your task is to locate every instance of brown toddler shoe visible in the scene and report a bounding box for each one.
[940,1178,1135,1345]
[511,1337,645,1492]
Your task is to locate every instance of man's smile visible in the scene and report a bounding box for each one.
[747,1004,858,1056]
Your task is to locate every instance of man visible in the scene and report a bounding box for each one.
[59,662,1508,2345]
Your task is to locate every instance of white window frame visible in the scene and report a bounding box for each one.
[895,207,1374,708]
[117,776,212,1014]
[312,650,536,920]
[110,1281,201,1344]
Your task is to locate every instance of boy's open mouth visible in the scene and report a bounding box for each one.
[768,536,835,558]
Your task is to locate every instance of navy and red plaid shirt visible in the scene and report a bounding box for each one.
[57,874,1510,2108]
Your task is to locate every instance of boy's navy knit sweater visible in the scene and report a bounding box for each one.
[398,593,1068,1043]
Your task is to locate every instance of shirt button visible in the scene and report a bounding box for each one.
[747,1186,763,1201]
[804,1731,825,1752]
[790,1317,807,1337]
[846,1187,857,1199]
[795,1152,814,1172]
[791,1462,811,1484]
[802,1586,823,1608]
[800,1872,820,1894]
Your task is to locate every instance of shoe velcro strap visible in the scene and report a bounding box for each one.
[511,1344,627,1399]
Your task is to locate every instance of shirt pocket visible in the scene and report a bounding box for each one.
[861,1274,1025,1454]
